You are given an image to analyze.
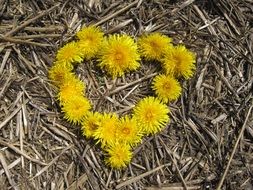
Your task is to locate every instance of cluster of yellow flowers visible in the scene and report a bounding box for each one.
[48,26,196,169]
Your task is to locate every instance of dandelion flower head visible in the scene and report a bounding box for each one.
[62,95,91,124]
[57,76,86,103]
[93,113,119,147]
[56,41,83,65]
[105,142,132,169]
[99,34,140,78]
[152,74,182,103]
[81,112,102,138]
[76,26,104,60]
[138,32,172,61]
[48,62,74,87]
[133,96,170,135]
[116,116,142,146]
[162,45,196,79]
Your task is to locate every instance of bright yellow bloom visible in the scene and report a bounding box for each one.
[162,45,196,79]
[62,95,91,124]
[81,112,102,138]
[116,116,142,147]
[152,74,182,103]
[98,34,140,78]
[57,76,86,103]
[93,113,119,147]
[138,32,172,61]
[48,61,74,87]
[105,142,132,169]
[56,41,83,65]
[133,96,170,135]
[76,26,104,60]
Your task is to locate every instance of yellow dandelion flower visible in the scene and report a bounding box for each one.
[93,113,119,147]
[76,26,104,60]
[105,142,132,169]
[98,34,140,78]
[138,32,173,61]
[162,45,196,79]
[152,74,182,103]
[58,76,86,103]
[81,112,102,138]
[116,116,142,147]
[62,95,91,124]
[48,62,74,87]
[56,41,83,65]
[133,96,170,135]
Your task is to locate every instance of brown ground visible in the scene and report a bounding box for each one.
[0,0,253,189]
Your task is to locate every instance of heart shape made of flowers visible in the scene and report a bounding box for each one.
[48,26,196,169]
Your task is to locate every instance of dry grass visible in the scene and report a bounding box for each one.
[0,0,253,189]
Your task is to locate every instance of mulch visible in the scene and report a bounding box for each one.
[0,0,253,189]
